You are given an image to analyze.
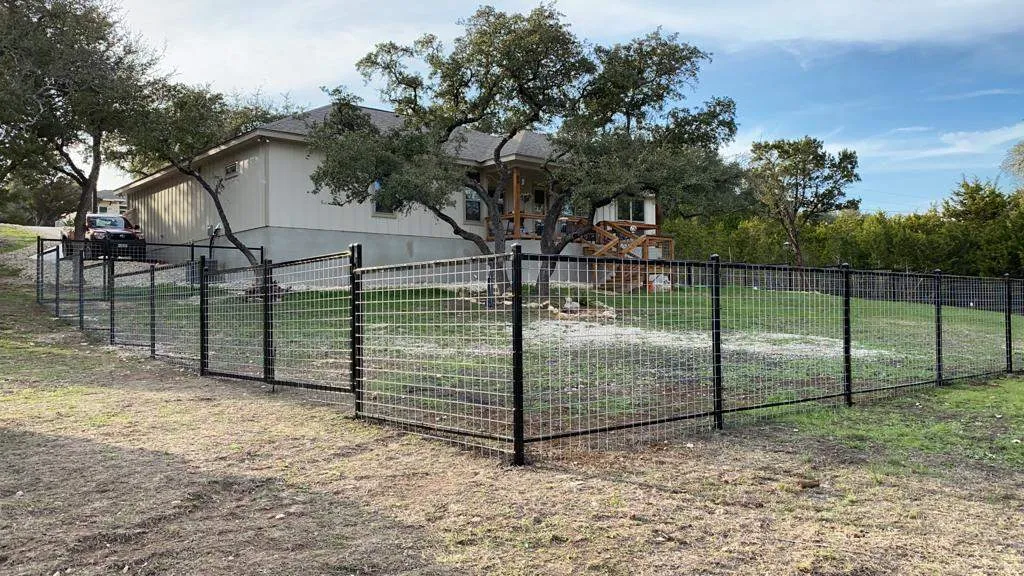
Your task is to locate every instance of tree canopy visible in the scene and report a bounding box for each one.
[308,4,743,266]
[0,0,159,238]
[748,136,861,266]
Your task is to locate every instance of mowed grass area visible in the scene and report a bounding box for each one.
[1,282,1023,575]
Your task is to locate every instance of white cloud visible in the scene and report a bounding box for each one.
[115,0,1024,102]
[928,88,1022,101]
[825,121,1024,173]
[889,126,933,134]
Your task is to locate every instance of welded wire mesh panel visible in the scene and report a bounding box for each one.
[850,272,937,398]
[206,264,265,379]
[1013,280,1024,372]
[721,264,845,420]
[37,246,59,314]
[521,255,713,451]
[941,275,1006,380]
[358,254,514,454]
[112,262,200,368]
[80,260,113,337]
[270,254,352,403]
[55,255,81,323]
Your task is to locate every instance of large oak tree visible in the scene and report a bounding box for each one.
[0,0,158,238]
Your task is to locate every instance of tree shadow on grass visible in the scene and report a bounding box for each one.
[0,428,455,576]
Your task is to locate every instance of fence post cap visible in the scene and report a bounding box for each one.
[933,268,942,274]
[511,243,522,255]
[709,253,720,262]
[840,262,850,269]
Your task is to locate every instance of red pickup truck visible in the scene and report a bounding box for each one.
[62,213,146,259]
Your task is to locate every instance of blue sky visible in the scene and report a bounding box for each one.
[109,0,1024,213]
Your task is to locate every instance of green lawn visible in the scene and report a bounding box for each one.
[781,377,1024,470]
[0,224,36,254]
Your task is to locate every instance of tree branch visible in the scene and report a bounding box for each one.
[425,204,492,255]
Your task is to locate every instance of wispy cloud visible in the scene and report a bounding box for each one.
[828,121,1024,172]
[928,88,1022,101]
[888,126,933,134]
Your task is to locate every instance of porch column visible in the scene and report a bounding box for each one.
[512,167,522,240]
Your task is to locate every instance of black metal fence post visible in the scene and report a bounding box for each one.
[149,264,156,358]
[934,269,943,386]
[349,244,363,417]
[199,256,209,375]
[262,260,276,390]
[711,254,724,430]
[108,257,116,345]
[77,250,85,330]
[1006,273,1013,374]
[842,264,853,406]
[511,244,526,465]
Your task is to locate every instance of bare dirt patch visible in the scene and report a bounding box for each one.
[1,283,1022,575]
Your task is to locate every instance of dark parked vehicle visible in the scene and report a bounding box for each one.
[62,214,146,260]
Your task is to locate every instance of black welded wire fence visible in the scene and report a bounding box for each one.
[37,239,1024,465]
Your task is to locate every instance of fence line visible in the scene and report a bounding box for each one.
[36,239,1024,464]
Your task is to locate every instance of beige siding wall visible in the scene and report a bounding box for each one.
[126,143,268,244]
[267,141,488,239]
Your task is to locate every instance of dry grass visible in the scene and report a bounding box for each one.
[1,282,1022,575]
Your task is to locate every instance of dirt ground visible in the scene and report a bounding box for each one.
[1,279,1022,575]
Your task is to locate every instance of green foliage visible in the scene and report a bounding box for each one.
[0,172,79,225]
[0,0,159,237]
[667,176,1024,276]
[748,136,861,266]
[309,5,744,258]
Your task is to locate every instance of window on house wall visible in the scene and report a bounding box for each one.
[617,197,646,221]
[224,161,239,179]
[98,206,108,213]
[465,189,482,222]
[371,180,397,216]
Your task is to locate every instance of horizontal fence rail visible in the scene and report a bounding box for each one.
[36,238,1024,465]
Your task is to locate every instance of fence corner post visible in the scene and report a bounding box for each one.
[710,254,724,430]
[841,263,853,407]
[262,259,275,391]
[349,244,364,418]
[510,244,526,466]
[149,264,156,358]
[934,269,943,386]
[1005,273,1013,374]
[199,256,209,375]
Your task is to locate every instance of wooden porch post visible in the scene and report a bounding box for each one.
[512,167,522,240]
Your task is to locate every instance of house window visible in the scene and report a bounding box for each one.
[119,206,127,215]
[371,180,397,216]
[374,200,396,215]
[465,189,482,222]
[224,161,239,179]
[617,197,646,221]
[98,206,108,213]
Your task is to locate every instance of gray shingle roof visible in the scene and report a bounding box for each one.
[261,104,552,164]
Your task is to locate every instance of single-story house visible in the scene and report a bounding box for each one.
[114,105,672,267]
